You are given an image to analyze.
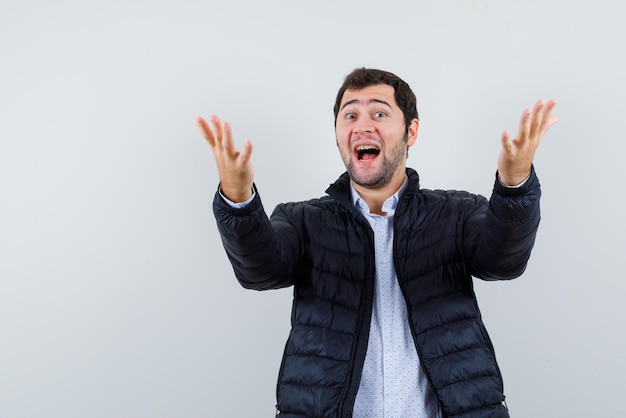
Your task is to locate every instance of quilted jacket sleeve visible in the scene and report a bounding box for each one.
[464,166,542,280]
[212,185,302,290]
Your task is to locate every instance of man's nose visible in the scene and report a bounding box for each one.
[353,123,373,134]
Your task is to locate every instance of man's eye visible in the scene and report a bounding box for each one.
[374,111,386,118]
[345,113,356,120]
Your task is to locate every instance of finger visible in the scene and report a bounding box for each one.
[239,139,254,163]
[500,130,511,149]
[539,100,559,134]
[545,115,560,132]
[221,121,236,155]
[196,116,217,148]
[517,108,532,142]
[210,115,226,151]
[529,100,546,139]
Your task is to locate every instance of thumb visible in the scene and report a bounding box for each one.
[500,130,513,148]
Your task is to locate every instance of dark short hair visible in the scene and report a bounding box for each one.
[333,68,419,133]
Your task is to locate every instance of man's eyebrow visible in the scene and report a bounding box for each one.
[340,98,392,111]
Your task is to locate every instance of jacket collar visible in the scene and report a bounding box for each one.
[325,168,421,211]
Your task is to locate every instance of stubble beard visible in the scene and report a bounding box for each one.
[344,134,408,189]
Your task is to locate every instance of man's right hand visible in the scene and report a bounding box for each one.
[197,115,254,202]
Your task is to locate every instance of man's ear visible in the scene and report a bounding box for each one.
[407,118,419,147]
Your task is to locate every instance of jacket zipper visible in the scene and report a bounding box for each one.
[392,200,447,416]
[337,220,376,417]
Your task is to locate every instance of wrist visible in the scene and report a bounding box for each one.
[219,184,253,203]
[497,170,531,187]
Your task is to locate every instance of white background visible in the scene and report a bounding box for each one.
[1,0,624,417]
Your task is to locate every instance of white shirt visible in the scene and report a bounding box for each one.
[351,178,441,418]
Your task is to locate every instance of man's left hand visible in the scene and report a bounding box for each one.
[498,99,559,186]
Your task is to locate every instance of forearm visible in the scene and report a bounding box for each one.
[468,166,542,280]
[213,186,300,290]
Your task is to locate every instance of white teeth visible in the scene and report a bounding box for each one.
[356,145,379,151]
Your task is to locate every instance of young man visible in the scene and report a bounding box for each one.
[198,68,558,418]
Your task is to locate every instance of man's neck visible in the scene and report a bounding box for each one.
[351,172,406,216]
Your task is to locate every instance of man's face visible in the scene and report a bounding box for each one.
[335,84,418,189]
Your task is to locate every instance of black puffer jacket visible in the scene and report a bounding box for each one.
[213,167,541,418]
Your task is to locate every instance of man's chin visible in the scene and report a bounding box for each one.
[349,171,389,189]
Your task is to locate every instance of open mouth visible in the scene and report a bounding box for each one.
[356,145,380,161]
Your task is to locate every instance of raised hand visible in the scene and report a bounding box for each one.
[197,115,254,202]
[498,100,558,186]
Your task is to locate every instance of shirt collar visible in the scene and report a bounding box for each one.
[351,175,409,217]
